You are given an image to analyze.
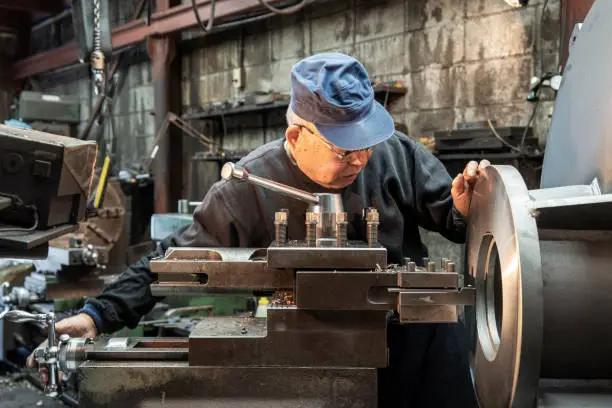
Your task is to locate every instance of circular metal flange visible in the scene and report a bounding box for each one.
[466,165,543,408]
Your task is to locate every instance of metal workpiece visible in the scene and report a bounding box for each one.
[468,164,612,407]
[188,308,389,368]
[539,236,612,379]
[76,363,377,408]
[467,165,543,408]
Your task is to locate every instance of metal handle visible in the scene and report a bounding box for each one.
[1,309,61,397]
[0,309,48,324]
[221,162,320,205]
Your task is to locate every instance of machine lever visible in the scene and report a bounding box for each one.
[221,162,320,205]
[0,310,62,397]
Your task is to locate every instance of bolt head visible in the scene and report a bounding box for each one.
[365,208,379,222]
[305,212,319,223]
[274,211,288,222]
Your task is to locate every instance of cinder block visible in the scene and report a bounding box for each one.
[196,71,233,104]
[181,55,191,80]
[532,100,554,145]
[243,30,272,67]
[311,9,354,53]
[270,21,307,61]
[182,80,191,109]
[199,39,240,74]
[130,111,155,137]
[540,49,560,74]
[244,64,273,93]
[406,0,466,31]
[354,34,405,77]
[355,0,405,43]
[269,58,300,92]
[406,21,465,71]
[538,0,561,62]
[465,7,536,61]
[409,66,457,110]
[406,108,455,136]
[128,85,154,114]
[454,102,535,129]
[308,0,353,20]
[127,62,151,88]
[455,56,533,106]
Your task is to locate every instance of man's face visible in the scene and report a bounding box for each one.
[286,125,374,189]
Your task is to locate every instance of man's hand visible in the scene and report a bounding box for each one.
[26,313,97,385]
[451,160,490,217]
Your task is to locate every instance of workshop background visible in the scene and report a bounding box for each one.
[0,0,585,261]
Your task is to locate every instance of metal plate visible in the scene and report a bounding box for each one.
[467,165,543,408]
[540,1,612,192]
[530,193,612,230]
[188,308,388,368]
[267,242,387,269]
[77,363,377,408]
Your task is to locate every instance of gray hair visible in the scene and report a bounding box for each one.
[286,106,318,132]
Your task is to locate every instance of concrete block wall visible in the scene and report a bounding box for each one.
[34,0,560,169]
[180,0,560,152]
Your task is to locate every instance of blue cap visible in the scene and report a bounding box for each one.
[290,52,395,151]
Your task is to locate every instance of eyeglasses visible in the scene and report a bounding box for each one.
[300,126,375,162]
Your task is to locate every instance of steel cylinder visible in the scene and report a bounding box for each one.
[539,231,612,379]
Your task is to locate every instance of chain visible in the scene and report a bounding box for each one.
[91,0,105,95]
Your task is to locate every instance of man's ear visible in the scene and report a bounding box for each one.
[285,125,301,150]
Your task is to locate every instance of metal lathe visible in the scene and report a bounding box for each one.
[4,1,612,407]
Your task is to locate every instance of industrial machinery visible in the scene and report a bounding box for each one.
[7,1,612,406]
[3,161,473,407]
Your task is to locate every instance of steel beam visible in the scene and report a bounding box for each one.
[12,0,288,79]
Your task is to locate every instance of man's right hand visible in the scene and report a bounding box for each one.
[26,313,98,385]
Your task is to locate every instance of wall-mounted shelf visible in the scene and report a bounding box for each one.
[183,100,290,121]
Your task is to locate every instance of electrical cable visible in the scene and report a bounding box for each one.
[0,205,39,235]
[192,0,216,33]
[257,0,311,15]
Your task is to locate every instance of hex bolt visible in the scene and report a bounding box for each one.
[365,208,379,247]
[335,212,348,247]
[404,257,411,266]
[446,262,456,273]
[274,209,289,246]
[422,257,429,267]
[427,261,436,272]
[441,258,449,270]
[305,212,318,247]
[407,262,416,272]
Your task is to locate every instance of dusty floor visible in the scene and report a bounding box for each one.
[0,375,65,408]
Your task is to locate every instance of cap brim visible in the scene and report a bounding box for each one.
[314,101,395,151]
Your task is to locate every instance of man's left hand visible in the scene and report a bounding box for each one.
[451,160,490,217]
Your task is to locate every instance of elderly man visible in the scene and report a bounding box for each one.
[32,52,486,407]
